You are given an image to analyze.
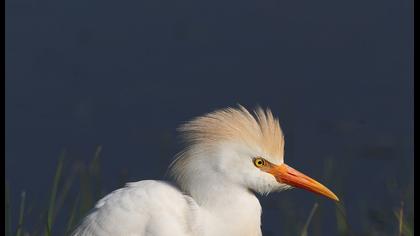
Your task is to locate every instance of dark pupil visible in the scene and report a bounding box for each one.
[257,160,262,165]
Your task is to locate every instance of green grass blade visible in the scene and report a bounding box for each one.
[5,181,12,236]
[402,222,414,236]
[335,201,355,236]
[90,146,102,199]
[398,201,404,236]
[54,171,76,220]
[79,168,93,217]
[90,146,102,168]
[15,191,26,236]
[394,201,413,236]
[301,202,319,236]
[45,150,66,235]
[65,194,80,236]
[78,146,103,217]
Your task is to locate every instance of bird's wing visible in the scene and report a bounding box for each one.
[71,180,193,236]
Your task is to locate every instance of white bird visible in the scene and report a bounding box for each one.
[72,106,339,236]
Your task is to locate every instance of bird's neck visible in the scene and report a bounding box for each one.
[184,175,262,236]
[191,178,257,208]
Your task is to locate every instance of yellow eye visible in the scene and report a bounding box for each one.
[253,158,265,167]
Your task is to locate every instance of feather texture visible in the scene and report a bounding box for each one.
[177,105,284,160]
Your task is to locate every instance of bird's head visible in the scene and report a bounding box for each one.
[169,106,338,202]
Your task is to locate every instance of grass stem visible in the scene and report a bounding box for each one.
[5,182,12,236]
[398,201,404,236]
[301,202,319,236]
[15,191,26,236]
[45,150,66,235]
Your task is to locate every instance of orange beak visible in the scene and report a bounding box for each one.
[268,164,339,201]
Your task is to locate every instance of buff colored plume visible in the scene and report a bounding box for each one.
[178,105,285,161]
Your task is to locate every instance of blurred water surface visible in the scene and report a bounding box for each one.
[5,0,413,234]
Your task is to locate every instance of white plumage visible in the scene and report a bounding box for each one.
[72,106,338,236]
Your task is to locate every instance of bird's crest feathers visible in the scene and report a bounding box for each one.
[178,105,285,160]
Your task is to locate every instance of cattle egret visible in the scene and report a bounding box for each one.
[72,106,339,236]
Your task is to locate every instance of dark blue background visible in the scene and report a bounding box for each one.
[6,0,413,234]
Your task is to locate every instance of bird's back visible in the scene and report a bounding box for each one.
[71,180,194,236]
